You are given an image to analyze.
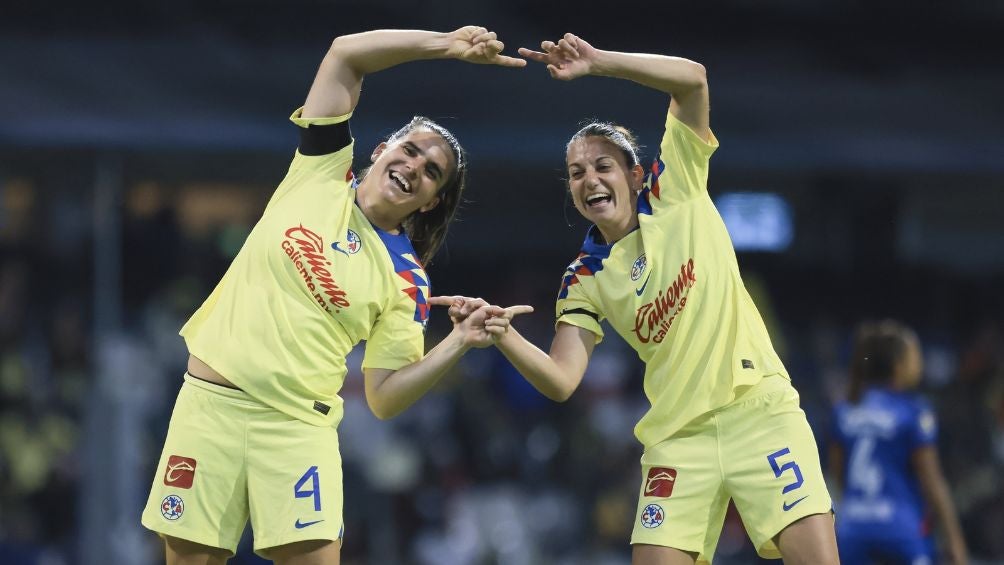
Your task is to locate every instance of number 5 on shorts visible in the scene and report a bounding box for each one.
[295,466,321,511]
[767,448,803,494]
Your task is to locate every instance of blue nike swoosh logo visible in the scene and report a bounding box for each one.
[294,518,325,529]
[330,242,348,256]
[635,273,652,296]
[782,496,808,511]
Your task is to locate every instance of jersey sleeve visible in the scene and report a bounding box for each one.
[554,258,604,343]
[267,108,355,210]
[362,291,426,372]
[909,397,938,449]
[642,109,719,210]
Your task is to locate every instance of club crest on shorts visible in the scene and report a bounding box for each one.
[640,503,665,528]
[163,455,197,489]
[630,253,647,281]
[344,229,361,254]
[161,494,185,521]
[644,466,678,498]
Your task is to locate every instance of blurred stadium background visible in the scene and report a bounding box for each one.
[1,1,1003,563]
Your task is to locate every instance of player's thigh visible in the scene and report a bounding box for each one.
[773,513,838,565]
[246,412,344,556]
[632,543,699,565]
[164,535,231,565]
[265,539,341,565]
[720,378,833,559]
[142,378,253,555]
[631,415,727,561]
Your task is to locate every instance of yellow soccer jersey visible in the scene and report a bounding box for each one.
[556,109,789,447]
[181,109,431,427]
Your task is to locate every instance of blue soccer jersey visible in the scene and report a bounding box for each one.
[832,388,938,562]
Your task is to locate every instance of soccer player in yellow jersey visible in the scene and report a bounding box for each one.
[141,27,528,564]
[438,33,839,564]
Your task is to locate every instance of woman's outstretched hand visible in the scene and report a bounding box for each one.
[518,33,597,81]
[447,26,527,68]
[429,295,534,346]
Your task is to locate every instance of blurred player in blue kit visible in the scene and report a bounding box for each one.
[830,320,968,564]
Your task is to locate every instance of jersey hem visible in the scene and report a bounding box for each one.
[140,518,238,555]
[254,529,344,554]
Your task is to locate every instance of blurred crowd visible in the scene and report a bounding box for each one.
[1,176,1003,565]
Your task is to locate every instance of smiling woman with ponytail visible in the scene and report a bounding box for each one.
[440,32,839,564]
[140,27,530,565]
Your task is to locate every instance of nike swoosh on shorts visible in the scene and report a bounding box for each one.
[294,518,325,529]
[782,496,808,511]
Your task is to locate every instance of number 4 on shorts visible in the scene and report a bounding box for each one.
[767,448,803,494]
[295,466,321,511]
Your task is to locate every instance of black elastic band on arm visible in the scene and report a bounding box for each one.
[298,120,352,156]
[558,308,599,321]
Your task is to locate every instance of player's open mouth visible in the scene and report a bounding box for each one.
[389,170,412,194]
[585,193,612,208]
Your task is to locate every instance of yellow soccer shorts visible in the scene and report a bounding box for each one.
[141,374,344,556]
[631,375,832,563]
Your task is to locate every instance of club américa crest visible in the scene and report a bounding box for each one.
[640,503,664,528]
[631,253,647,281]
[161,494,185,521]
[344,229,361,254]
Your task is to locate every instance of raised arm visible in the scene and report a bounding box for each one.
[518,33,709,141]
[302,27,525,119]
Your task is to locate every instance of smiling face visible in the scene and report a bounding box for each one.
[566,136,644,244]
[356,128,457,231]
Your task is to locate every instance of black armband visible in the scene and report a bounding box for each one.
[298,120,352,156]
[558,308,599,322]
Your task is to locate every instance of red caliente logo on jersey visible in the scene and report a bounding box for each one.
[163,455,197,489]
[645,467,678,498]
[633,259,696,344]
[282,224,350,314]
